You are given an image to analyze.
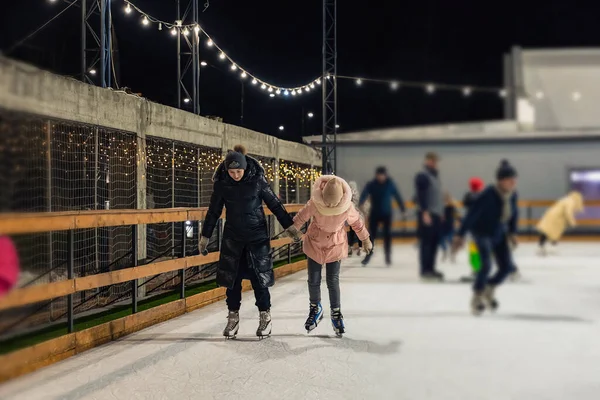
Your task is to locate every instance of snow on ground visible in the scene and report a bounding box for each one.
[1,243,599,400]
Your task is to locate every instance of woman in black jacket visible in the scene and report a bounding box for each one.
[199,145,300,338]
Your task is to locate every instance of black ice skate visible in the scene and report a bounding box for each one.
[361,252,372,266]
[331,308,345,337]
[305,303,324,333]
[256,310,272,339]
[483,285,499,311]
[471,293,485,316]
[223,310,240,339]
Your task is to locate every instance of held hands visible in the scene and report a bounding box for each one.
[199,236,209,256]
[362,238,373,255]
[451,236,465,254]
[285,226,303,242]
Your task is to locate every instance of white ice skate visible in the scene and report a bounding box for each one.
[483,285,499,311]
[256,310,272,339]
[471,293,485,316]
[331,308,345,337]
[223,310,240,339]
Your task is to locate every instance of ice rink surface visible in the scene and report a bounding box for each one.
[1,243,600,400]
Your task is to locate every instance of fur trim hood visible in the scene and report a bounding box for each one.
[567,191,584,212]
[212,155,265,183]
[311,175,352,216]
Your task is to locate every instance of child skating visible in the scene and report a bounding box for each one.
[289,176,372,336]
[452,160,519,315]
[460,177,484,281]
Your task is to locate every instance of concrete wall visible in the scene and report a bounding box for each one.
[520,48,600,130]
[335,139,600,218]
[0,56,320,165]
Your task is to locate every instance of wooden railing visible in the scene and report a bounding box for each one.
[0,205,303,314]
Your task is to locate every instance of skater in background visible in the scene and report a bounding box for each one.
[200,145,300,338]
[291,176,372,336]
[452,160,519,315]
[461,177,485,281]
[439,192,460,262]
[347,181,363,256]
[415,152,444,280]
[359,167,405,266]
[536,191,584,256]
[0,236,20,297]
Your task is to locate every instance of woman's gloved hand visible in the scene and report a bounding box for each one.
[199,236,210,255]
[285,226,303,242]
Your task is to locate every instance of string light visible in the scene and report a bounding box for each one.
[170,27,177,36]
[230,64,237,71]
[183,27,189,36]
[125,3,132,14]
[241,71,247,78]
[252,79,258,85]
[207,39,213,47]
[356,78,362,86]
[268,87,273,92]
[270,93,275,98]
[194,25,201,34]
[200,61,208,66]
[390,81,399,91]
[261,84,267,90]
[426,84,436,94]
[462,86,472,97]
[499,89,507,98]
[142,16,149,26]
[219,52,226,60]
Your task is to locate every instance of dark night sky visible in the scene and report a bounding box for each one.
[2,0,600,143]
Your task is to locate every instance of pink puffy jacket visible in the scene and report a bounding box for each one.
[293,176,369,264]
[0,236,20,296]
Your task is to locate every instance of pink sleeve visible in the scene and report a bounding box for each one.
[293,200,316,229]
[347,206,369,241]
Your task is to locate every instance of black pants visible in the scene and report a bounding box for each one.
[226,251,271,312]
[369,214,392,259]
[473,233,513,292]
[418,212,442,275]
[347,229,361,247]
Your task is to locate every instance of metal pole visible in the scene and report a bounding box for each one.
[100,0,106,87]
[179,222,186,299]
[131,225,138,313]
[177,0,181,109]
[107,0,112,88]
[172,142,175,257]
[67,230,75,333]
[46,122,53,318]
[94,127,99,274]
[81,0,87,82]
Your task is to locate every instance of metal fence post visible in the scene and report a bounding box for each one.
[132,225,138,313]
[67,230,75,333]
[287,243,291,264]
[180,222,186,299]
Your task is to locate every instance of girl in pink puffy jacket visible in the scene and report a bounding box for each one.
[290,176,372,336]
[0,236,20,297]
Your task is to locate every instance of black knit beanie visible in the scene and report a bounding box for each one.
[225,150,247,170]
[496,159,517,180]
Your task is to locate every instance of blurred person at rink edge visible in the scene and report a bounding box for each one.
[199,145,301,339]
[0,236,20,297]
[414,152,445,281]
[439,192,460,263]
[460,177,485,282]
[290,176,371,336]
[536,191,584,256]
[359,166,406,266]
[452,160,519,316]
[346,181,365,256]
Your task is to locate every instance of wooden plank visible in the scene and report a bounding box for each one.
[271,237,293,248]
[0,279,75,311]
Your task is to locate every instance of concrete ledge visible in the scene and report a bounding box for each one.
[0,259,307,383]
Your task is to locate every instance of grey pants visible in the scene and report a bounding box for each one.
[307,258,341,309]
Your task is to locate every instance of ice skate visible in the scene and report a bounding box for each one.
[223,310,240,339]
[361,252,372,266]
[508,269,522,282]
[256,310,272,339]
[385,255,392,267]
[483,285,499,311]
[471,293,485,316]
[305,303,324,333]
[331,308,345,337]
[421,271,444,282]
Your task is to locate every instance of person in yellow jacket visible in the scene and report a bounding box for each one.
[536,191,584,255]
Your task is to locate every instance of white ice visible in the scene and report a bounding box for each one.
[1,243,600,400]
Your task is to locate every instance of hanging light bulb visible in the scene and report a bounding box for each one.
[207,39,214,47]
[499,89,507,98]
[284,90,290,96]
[426,84,436,94]
[240,71,247,78]
[200,61,208,66]
[183,27,189,36]
[462,86,472,97]
[268,87,273,93]
[305,86,310,92]
[170,27,177,36]
[194,25,201,34]
[276,89,281,95]
[158,23,162,31]
[219,52,226,60]
[390,81,399,91]
[230,64,237,71]
[261,84,267,90]
[125,3,132,14]
[252,79,258,85]
[310,83,315,89]
[142,16,149,26]
[317,79,322,85]
[356,78,362,86]
[291,90,297,96]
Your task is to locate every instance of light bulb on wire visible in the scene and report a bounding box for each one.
[252,79,258,85]
[142,16,149,26]
[183,28,189,36]
[230,64,237,71]
[284,90,290,96]
[219,52,226,60]
[276,89,281,95]
[241,71,247,79]
[207,40,214,47]
[499,89,507,98]
[426,84,436,94]
[317,79,322,85]
[268,87,273,93]
[390,81,399,91]
[269,93,275,98]
[200,61,207,67]
[462,87,472,97]
[291,90,297,96]
[125,3,132,14]
[194,25,200,34]
[356,78,362,86]
[261,84,267,90]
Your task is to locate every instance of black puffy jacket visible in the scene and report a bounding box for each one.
[201,156,294,289]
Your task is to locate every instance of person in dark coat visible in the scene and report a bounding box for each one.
[199,144,299,338]
[452,160,519,316]
[359,166,406,266]
[414,152,444,280]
